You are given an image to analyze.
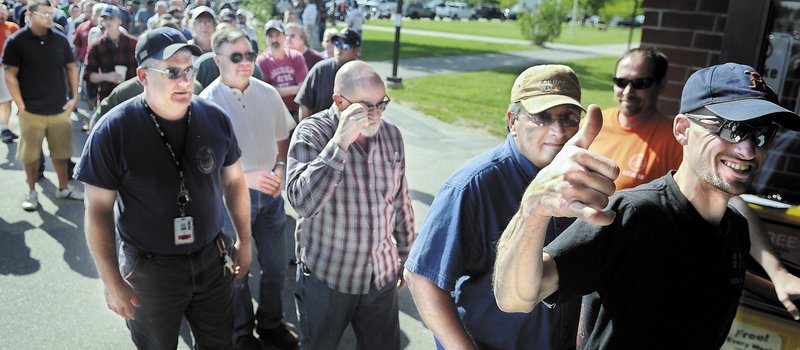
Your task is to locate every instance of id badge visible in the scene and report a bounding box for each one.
[174,216,195,245]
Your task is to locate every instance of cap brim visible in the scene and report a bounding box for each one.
[519,95,585,115]
[159,43,203,61]
[706,98,800,131]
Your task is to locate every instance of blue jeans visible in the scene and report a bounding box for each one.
[295,264,400,350]
[120,236,234,350]
[224,190,288,337]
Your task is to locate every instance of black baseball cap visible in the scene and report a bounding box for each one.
[331,29,361,48]
[135,27,202,65]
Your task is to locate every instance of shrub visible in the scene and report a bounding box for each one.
[519,0,565,46]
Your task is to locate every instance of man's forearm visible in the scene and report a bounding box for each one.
[298,105,311,120]
[85,202,124,286]
[67,63,79,100]
[4,66,25,111]
[405,270,477,349]
[277,85,300,97]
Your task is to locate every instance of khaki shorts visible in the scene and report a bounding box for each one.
[17,109,74,164]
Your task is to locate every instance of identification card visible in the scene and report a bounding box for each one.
[174,216,195,245]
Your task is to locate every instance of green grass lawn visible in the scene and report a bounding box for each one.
[366,19,641,45]
[388,55,619,138]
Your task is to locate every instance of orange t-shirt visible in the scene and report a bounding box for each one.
[589,107,683,190]
[0,21,20,47]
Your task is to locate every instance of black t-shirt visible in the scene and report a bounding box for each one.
[294,57,338,116]
[75,96,241,254]
[2,27,75,115]
[544,173,749,349]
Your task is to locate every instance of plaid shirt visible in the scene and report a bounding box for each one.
[84,32,138,101]
[287,106,415,294]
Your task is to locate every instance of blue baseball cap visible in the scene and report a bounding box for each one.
[135,27,202,65]
[680,63,800,130]
[100,4,121,18]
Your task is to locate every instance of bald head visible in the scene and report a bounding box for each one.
[334,61,383,98]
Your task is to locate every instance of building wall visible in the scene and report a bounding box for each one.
[640,0,730,115]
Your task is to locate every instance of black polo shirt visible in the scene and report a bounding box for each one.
[2,27,75,115]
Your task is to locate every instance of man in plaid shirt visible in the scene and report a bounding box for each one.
[287,60,414,350]
[84,5,137,103]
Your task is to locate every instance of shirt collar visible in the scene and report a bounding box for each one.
[505,133,539,180]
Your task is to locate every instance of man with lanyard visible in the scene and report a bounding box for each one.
[76,27,252,349]
[493,63,800,348]
[200,27,299,350]
[404,65,583,349]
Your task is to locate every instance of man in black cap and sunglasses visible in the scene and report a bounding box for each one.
[493,62,800,349]
[76,27,252,349]
[295,28,361,120]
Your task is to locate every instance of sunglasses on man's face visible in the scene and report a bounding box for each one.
[612,76,656,89]
[147,66,197,80]
[333,40,353,51]
[684,114,779,148]
[223,51,257,64]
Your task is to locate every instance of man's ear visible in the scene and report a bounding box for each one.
[136,66,148,86]
[673,114,690,146]
[507,111,517,136]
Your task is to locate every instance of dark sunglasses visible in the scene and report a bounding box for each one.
[333,40,353,51]
[613,76,656,89]
[147,66,197,80]
[521,110,582,128]
[224,51,258,63]
[685,114,778,148]
[341,95,391,113]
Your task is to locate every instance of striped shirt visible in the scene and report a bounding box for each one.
[287,106,415,294]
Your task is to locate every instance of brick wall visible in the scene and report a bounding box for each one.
[641,0,730,115]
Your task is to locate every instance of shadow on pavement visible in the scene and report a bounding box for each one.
[0,217,38,275]
[409,189,434,207]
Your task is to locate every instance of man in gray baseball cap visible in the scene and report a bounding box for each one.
[77,26,252,349]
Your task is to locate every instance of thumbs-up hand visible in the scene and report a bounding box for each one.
[519,105,620,226]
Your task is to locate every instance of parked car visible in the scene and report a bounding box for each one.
[502,3,523,20]
[617,17,642,27]
[473,5,503,20]
[434,1,474,20]
[403,1,435,19]
[362,0,396,18]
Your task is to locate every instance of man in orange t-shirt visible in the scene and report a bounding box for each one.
[588,48,682,190]
[0,5,20,143]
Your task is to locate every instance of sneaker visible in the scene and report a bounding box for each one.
[257,323,299,350]
[22,190,38,211]
[1,129,18,143]
[235,334,262,350]
[55,184,84,200]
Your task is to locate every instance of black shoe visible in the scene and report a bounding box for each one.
[1,129,17,143]
[257,323,299,350]
[235,334,263,350]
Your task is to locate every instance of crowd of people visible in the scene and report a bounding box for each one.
[2,0,800,349]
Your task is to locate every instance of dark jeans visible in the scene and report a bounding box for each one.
[120,237,234,350]
[295,265,400,350]
[225,190,288,337]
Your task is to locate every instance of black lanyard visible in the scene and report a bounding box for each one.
[144,101,192,217]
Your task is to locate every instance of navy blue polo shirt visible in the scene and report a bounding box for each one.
[2,27,75,115]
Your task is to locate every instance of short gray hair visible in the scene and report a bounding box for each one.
[211,27,250,54]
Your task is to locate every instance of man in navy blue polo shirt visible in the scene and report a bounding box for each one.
[404,65,583,349]
[3,0,82,211]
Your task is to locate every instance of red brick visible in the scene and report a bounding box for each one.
[662,81,684,99]
[643,28,694,47]
[697,0,729,13]
[714,15,727,32]
[709,53,721,65]
[644,0,696,11]
[642,10,659,26]
[662,12,716,31]
[659,47,711,67]
[658,99,681,116]
[665,65,687,83]
[693,32,723,50]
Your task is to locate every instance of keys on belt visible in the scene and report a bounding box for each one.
[215,236,234,276]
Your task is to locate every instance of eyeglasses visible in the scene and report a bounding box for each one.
[32,11,55,18]
[684,113,778,148]
[613,76,656,89]
[341,95,391,113]
[147,66,197,80]
[333,40,353,51]
[519,110,582,128]
[222,51,257,63]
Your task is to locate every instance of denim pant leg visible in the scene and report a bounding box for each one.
[252,192,288,329]
[351,282,400,350]
[123,247,191,350]
[295,265,358,350]
[183,237,235,350]
[224,198,256,338]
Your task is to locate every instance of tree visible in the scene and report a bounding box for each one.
[241,0,274,22]
[518,0,565,46]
